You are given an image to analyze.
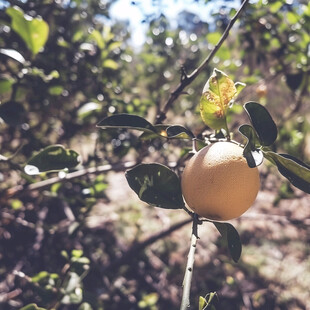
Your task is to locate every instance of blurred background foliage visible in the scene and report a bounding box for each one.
[0,0,309,309]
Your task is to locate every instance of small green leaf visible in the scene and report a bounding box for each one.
[24,145,81,175]
[77,102,101,119]
[48,85,64,96]
[20,304,46,310]
[89,29,105,49]
[125,163,184,209]
[61,272,83,304]
[103,59,118,70]
[269,1,282,13]
[239,124,260,150]
[285,72,304,91]
[213,222,242,262]
[199,296,208,310]
[31,271,49,283]
[10,199,23,210]
[199,292,217,310]
[0,48,26,64]
[7,6,49,55]
[239,124,264,168]
[78,303,93,310]
[138,293,159,308]
[243,102,277,146]
[200,69,244,130]
[97,114,156,133]
[71,249,83,258]
[206,32,221,45]
[166,125,195,139]
[0,76,15,94]
[0,101,26,125]
[263,151,310,193]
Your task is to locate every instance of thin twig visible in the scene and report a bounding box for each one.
[156,0,250,124]
[104,217,192,272]
[4,161,137,198]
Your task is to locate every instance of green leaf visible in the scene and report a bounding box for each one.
[286,72,304,91]
[0,76,15,94]
[10,199,23,210]
[24,145,81,175]
[31,271,49,283]
[138,293,159,308]
[263,151,310,194]
[243,102,277,146]
[206,32,221,45]
[89,29,105,49]
[239,124,264,168]
[139,124,169,140]
[0,101,26,125]
[61,272,83,305]
[125,163,184,209]
[78,303,93,310]
[166,125,195,139]
[200,69,244,130]
[213,222,242,262]
[269,1,282,14]
[239,124,260,150]
[48,85,64,96]
[199,292,217,310]
[20,304,46,310]
[6,6,49,55]
[199,296,208,310]
[0,48,26,64]
[286,11,299,24]
[97,114,156,133]
[103,59,118,70]
[77,102,101,119]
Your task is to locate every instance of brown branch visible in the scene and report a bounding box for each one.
[156,0,250,124]
[5,161,137,198]
[104,217,192,272]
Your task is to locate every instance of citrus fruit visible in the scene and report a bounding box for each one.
[181,141,260,221]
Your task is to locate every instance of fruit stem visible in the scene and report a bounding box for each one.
[180,214,200,310]
[223,117,231,140]
[182,205,195,218]
[191,138,198,154]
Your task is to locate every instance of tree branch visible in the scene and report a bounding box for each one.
[5,161,137,198]
[180,216,200,310]
[156,0,250,124]
[104,217,192,272]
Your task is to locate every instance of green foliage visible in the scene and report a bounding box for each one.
[6,6,49,55]
[97,114,157,134]
[243,102,278,146]
[212,222,242,263]
[263,152,310,194]
[199,69,245,133]
[125,163,184,210]
[24,145,81,175]
[199,292,217,310]
[239,124,264,168]
[166,125,195,139]
[0,100,25,125]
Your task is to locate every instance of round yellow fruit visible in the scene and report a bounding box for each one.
[181,141,260,221]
